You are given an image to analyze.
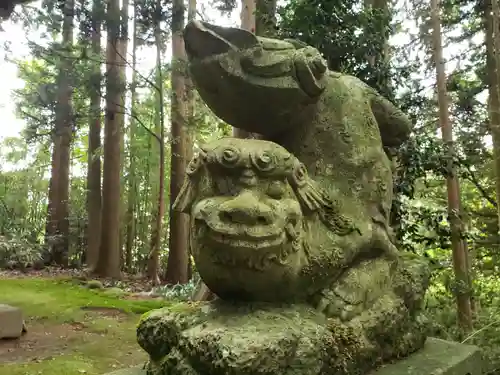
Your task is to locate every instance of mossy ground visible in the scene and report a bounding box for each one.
[0,277,165,375]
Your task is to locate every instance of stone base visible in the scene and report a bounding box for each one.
[0,304,25,339]
[137,301,431,375]
[374,337,482,375]
[103,337,482,375]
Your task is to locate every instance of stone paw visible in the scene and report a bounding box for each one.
[315,289,365,322]
[314,257,395,321]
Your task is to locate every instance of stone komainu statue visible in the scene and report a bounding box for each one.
[136,21,436,375]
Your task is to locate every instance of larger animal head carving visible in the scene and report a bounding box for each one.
[173,138,357,302]
[182,20,328,136]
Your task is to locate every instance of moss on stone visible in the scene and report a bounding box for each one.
[136,21,438,375]
[137,300,431,375]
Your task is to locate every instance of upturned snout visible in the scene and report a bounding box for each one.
[218,190,274,227]
[183,20,259,60]
[193,190,284,245]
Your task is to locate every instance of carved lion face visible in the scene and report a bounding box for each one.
[174,139,310,301]
[174,138,357,302]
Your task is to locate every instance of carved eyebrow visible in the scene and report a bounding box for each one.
[254,166,291,178]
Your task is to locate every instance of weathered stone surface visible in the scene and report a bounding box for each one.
[104,338,481,375]
[138,302,433,375]
[183,20,410,239]
[0,304,24,339]
[133,21,444,375]
[374,337,482,375]
[171,137,430,358]
[180,19,432,322]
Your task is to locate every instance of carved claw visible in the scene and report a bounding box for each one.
[315,258,394,321]
[315,285,366,322]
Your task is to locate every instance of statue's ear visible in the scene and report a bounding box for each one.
[283,38,308,49]
[288,162,359,236]
[172,151,206,214]
[292,47,327,98]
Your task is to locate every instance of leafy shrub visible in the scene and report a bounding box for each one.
[0,235,43,270]
[426,273,500,374]
[153,278,199,301]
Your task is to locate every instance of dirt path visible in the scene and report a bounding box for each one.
[0,308,130,363]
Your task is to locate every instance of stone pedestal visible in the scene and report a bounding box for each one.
[104,338,482,375]
[373,337,482,375]
[0,304,25,339]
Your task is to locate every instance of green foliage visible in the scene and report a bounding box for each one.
[277,0,394,97]
[425,275,500,373]
[14,53,94,142]
[152,278,199,300]
[0,235,43,269]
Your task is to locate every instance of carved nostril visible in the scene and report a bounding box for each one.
[219,209,272,226]
[220,212,233,223]
[257,215,271,225]
[220,209,251,224]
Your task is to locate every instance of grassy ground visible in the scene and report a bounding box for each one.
[0,277,165,375]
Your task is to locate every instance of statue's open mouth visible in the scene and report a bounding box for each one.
[208,231,286,250]
[193,219,301,271]
[201,218,300,250]
[206,232,293,271]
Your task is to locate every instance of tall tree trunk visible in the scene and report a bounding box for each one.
[94,0,123,278]
[185,0,196,172]
[185,0,196,282]
[486,0,500,230]
[125,3,138,272]
[165,0,189,285]
[240,0,256,33]
[118,0,130,271]
[255,0,276,36]
[45,138,60,262]
[233,0,256,139]
[147,0,165,286]
[47,0,75,267]
[86,0,103,270]
[363,0,390,95]
[140,137,153,271]
[430,0,472,330]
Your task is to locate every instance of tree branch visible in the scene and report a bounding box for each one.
[462,164,497,208]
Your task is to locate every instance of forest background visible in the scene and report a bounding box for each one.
[1,0,500,371]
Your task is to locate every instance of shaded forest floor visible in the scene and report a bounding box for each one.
[3,272,500,375]
[0,277,166,375]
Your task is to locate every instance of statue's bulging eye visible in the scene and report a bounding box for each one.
[252,151,276,172]
[218,146,240,168]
